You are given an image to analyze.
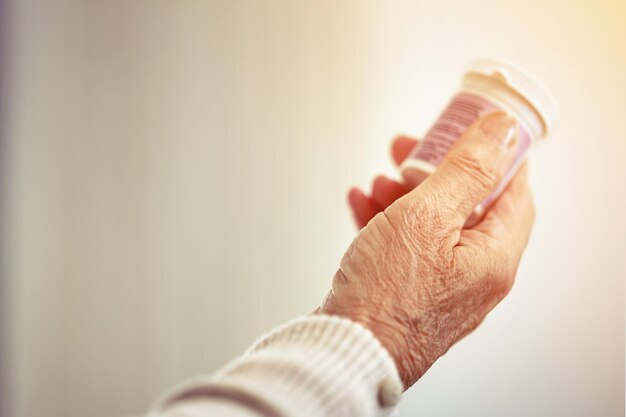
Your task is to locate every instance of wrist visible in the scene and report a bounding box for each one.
[316,296,426,388]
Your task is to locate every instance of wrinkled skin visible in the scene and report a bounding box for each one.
[316,112,535,389]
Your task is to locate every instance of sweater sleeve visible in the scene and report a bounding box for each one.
[150,315,403,417]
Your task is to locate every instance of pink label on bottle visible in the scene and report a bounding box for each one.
[410,91,532,214]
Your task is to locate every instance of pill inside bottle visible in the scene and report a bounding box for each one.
[399,59,558,227]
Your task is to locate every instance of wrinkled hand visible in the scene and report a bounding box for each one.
[316,112,535,388]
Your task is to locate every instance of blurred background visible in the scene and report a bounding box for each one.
[1,1,624,416]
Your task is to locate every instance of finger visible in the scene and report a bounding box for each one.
[348,187,382,229]
[414,111,519,229]
[463,162,535,260]
[371,175,410,209]
[391,136,419,166]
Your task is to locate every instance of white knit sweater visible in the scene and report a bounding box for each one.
[150,315,403,417]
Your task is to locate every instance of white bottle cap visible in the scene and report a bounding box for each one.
[465,59,559,137]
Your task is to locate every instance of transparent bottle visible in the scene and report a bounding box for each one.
[400,59,559,227]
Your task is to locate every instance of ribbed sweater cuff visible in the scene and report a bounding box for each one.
[155,315,402,417]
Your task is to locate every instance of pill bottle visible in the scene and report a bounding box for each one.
[399,59,558,227]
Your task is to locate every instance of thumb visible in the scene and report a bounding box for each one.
[413,111,519,229]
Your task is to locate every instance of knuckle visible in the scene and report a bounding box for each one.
[394,190,453,231]
[372,203,443,267]
[384,190,459,259]
[369,209,401,242]
[384,197,423,238]
[446,145,498,192]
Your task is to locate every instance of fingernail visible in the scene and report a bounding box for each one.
[479,111,517,148]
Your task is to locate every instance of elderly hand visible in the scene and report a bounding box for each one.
[316,111,535,389]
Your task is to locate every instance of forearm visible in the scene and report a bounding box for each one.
[150,315,402,417]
